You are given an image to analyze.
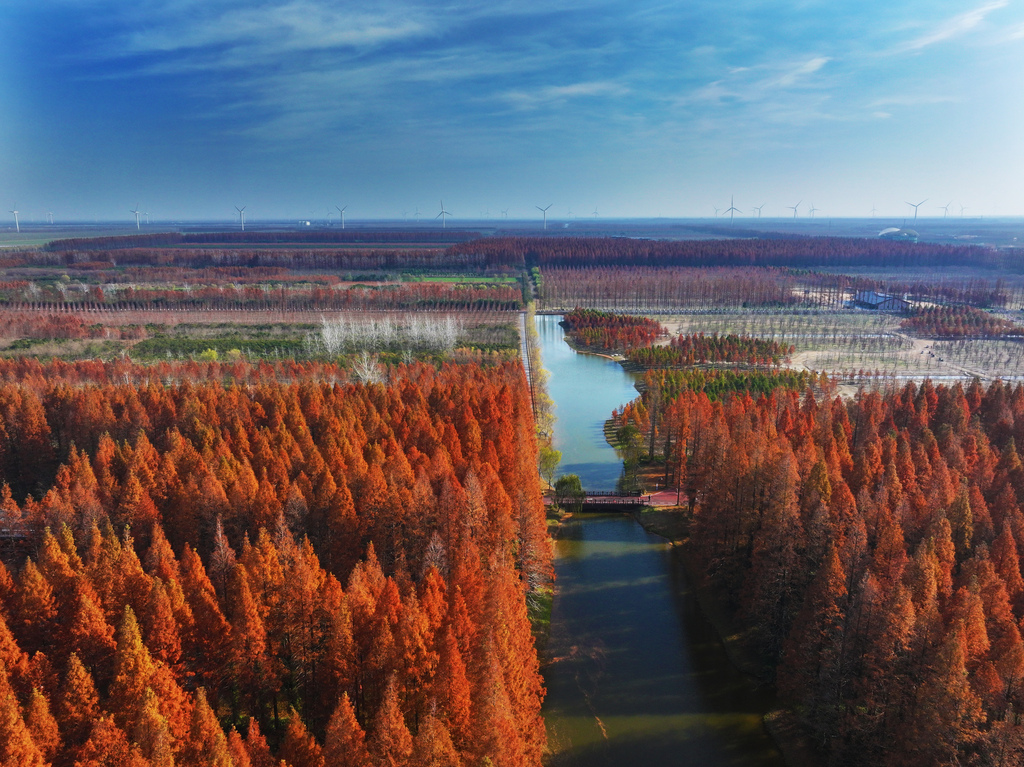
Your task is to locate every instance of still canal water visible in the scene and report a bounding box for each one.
[536,314,783,766]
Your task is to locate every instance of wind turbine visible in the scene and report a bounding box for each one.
[9,204,18,233]
[870,205,877,218]
[436,200,451,228]
[753,204,765,219]
[336,205,348,229]
[47,211,54,225]
[959,204,968,218]
[130,203,141,230]
[787,201,801,218]
[712,205,720,218]
[724,195,741,224]
[144,212,150,225]
[938,201,952,218]
[502,209,509,219]
[808,204,820,219]
[905,199,927,221]
[536,203,552,230]
[592,208,599,218]
[235,205,246,231]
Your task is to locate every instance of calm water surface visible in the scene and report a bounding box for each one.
[536,315,783,766]
[536,314,638,488]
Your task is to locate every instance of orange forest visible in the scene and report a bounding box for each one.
[639,377,1024,765]
[0,358,550,767]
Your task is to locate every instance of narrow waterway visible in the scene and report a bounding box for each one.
[536,314,638,489]
[537,314,784,766]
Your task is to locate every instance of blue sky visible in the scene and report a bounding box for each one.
[2,0,1023,222]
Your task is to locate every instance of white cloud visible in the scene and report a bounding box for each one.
[898,0,1008,52]
[500,81,629,109]
[775,56,830,86]
[868,94,957,108]
[124,2,431,59]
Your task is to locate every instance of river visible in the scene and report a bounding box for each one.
[536,314,784,766]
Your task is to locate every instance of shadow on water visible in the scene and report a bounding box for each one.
[543,516,783,767]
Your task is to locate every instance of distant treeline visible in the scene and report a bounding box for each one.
[29,234,1002,272]
[447,236,1002,269]
[42,229,480,251]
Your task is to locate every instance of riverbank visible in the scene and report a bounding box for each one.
[632,505,822,767]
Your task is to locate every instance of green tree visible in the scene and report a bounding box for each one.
[616,423,643,489]
[538,446,561,490]
[554,474,584,514]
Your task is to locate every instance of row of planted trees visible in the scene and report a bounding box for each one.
[0,358,550,766]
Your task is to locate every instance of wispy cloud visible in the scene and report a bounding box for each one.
[868,94,958,108]
[122,2,432,63]
[500,81,629,110]
[774,56,830,86]
[897,0,1008,52]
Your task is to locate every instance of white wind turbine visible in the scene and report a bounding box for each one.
[724,195,741,224]
[960,204,968,218]
[144,212,150,225]
[712,205,720,218]
[939,201,952,218]
[47,211,54,225]
[235,205,246,231]
[536,203,553,230]
[788,201,801,218]
[336,205,348,229]
[808,204,820,219]
[753,204,765,218]
[502,209,509,219]
[436,200,451,228]
[9,204,19,233]
[905,199,927,221]
[130,203,141,230]
[870,205,877,218]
